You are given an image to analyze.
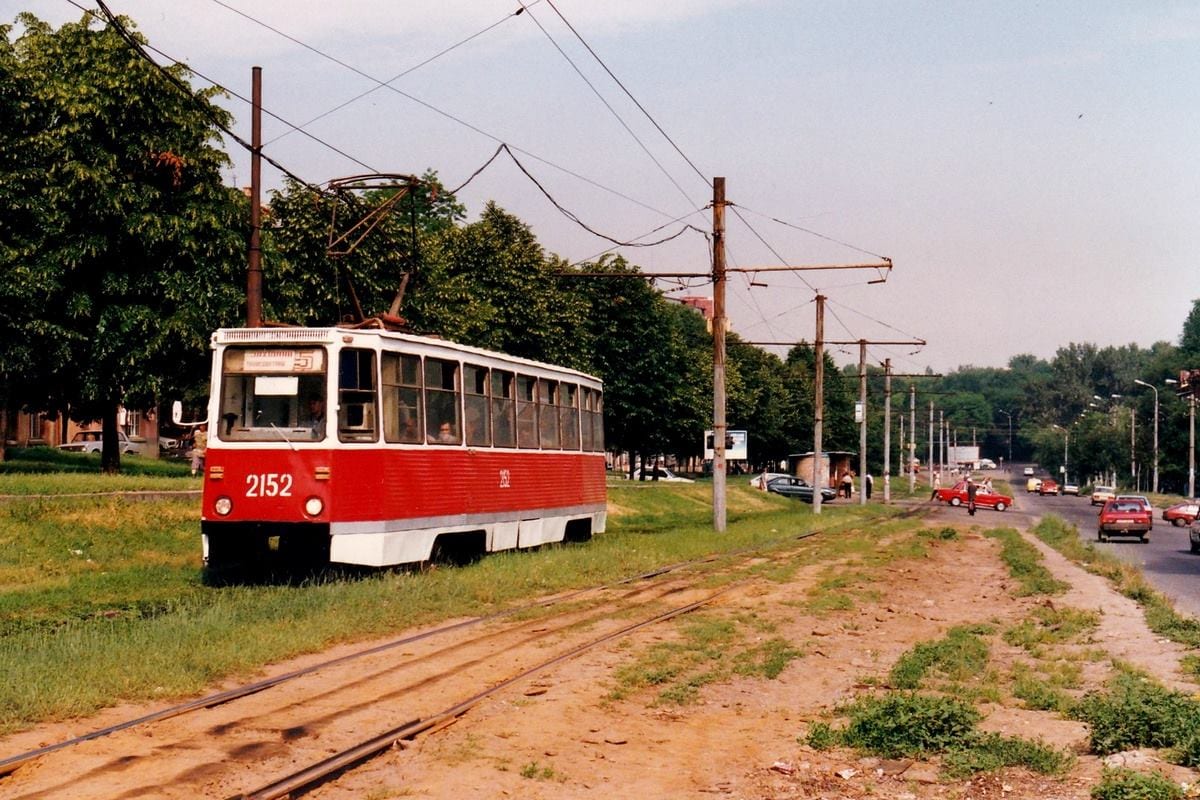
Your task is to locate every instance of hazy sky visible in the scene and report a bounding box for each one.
[9,0,1200,374]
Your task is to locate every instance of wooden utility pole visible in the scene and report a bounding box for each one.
[812,295,826,514]
[712,178,727,532]
[247,66,263,328]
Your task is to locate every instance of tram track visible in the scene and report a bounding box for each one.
[0,505,928,799]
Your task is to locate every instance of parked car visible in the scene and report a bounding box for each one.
[765,476,837,503]
[1038,478,1059,496]
[934,481,1013,512]
[1097,498,1152,542]
[1061,481,1080,496]
[979,458,997,470]
[749,472,789,489]
[1163,502,1200,527]
[630,467,693,483]
[1025,477,1042,493]
[1022,466,1035,476]
[1090,485,1116,506]
[56,430,150,456]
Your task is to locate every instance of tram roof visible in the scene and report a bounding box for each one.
[212,326,602,385]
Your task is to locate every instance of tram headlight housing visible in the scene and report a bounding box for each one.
[304,496,324,517]
[214,496,233,516]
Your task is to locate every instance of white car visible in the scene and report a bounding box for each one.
[57,430,150,456]
[1022,466,1035,476]
[631,467,693,483]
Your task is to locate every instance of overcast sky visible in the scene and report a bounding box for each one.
[10,0,1200,374]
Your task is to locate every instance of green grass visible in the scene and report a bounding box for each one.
[0,447,194,484]
[0,476,896,733]
[1071,670,1200,756]
[984,526,1069,596]
[889,625,992,689]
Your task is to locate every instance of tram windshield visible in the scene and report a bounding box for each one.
[217,346,327,441]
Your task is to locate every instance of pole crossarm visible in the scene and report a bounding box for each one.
[743,339,926,347]
[556,260,892,280]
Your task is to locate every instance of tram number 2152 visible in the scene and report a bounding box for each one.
[246,473,294,497]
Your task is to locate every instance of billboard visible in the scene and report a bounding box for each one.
[704,429,748,461]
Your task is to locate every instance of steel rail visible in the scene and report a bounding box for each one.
[230,588,734,800]
[0,505,922,779]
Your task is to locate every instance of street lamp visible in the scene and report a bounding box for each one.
[1133,379,1159,494]
[1166,378,1195,498]
[1051,424,1069,472]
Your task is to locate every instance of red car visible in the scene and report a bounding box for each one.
[1098,499,1152,542]
[1163,502,1200,527]
[1038,479,1059,496]
[934,481,1013,512]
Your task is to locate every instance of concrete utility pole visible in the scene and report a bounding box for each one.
[928,400,934,486]
[858,341,868,505]
[812,295,826,514]
[909,385,917,493]
[711,178,727,532]
[883,359,892,503]
[247,66,263,328]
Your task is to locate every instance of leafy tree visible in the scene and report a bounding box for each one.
[2,13,245,471]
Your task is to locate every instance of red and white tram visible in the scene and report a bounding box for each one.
[197,326,607,570]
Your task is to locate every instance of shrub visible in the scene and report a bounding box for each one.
[942,732,1072,778]
[840,693,980,758]
[1072,673,1200,754]
[1091,768,1182,800]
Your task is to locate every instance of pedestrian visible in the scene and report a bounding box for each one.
[865,472,874,500]
[930,470,942,500]
[190,424,208,477]
[966,476,977,516]
[841,470,854,499]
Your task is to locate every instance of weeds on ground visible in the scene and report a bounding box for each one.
[1071,670,1200,757]
[1003,605,1100,656]
[985,527,1069,596]
[807,693,1071,777]
[1034,516,1200,651]
[1010,660,1079,713]
[1090,768,1183,800]
[519,761,559,781]
[889,626,992,689]
[607,613,803,704]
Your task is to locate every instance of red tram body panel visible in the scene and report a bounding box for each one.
[199,327,607,568]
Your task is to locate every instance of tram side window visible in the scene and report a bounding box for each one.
[491,370,516,448]
[583,388,605,452]
[338,348,378,442]
[425,358,461,444]
[538,379,561,449]
[560,383,580,450]
[382,352,422,443]
[516,374,538,448]
[464,364,491,447]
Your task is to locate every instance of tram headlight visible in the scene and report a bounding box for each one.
[304,496,324,517]
[214,496,233,516]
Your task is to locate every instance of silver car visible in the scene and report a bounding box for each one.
[57,430,150,456]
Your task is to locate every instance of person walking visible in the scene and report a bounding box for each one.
[966,476,977,516]
[840,470,854,499]
[865,472,874,500]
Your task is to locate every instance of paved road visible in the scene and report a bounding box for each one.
[925,467,1200,621]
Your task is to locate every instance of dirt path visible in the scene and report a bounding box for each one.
[1,513,1196,799]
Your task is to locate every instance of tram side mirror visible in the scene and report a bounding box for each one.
[171,400,209,427]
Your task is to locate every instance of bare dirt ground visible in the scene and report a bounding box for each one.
[2,508,1198,799]
[307,512,1200,799]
